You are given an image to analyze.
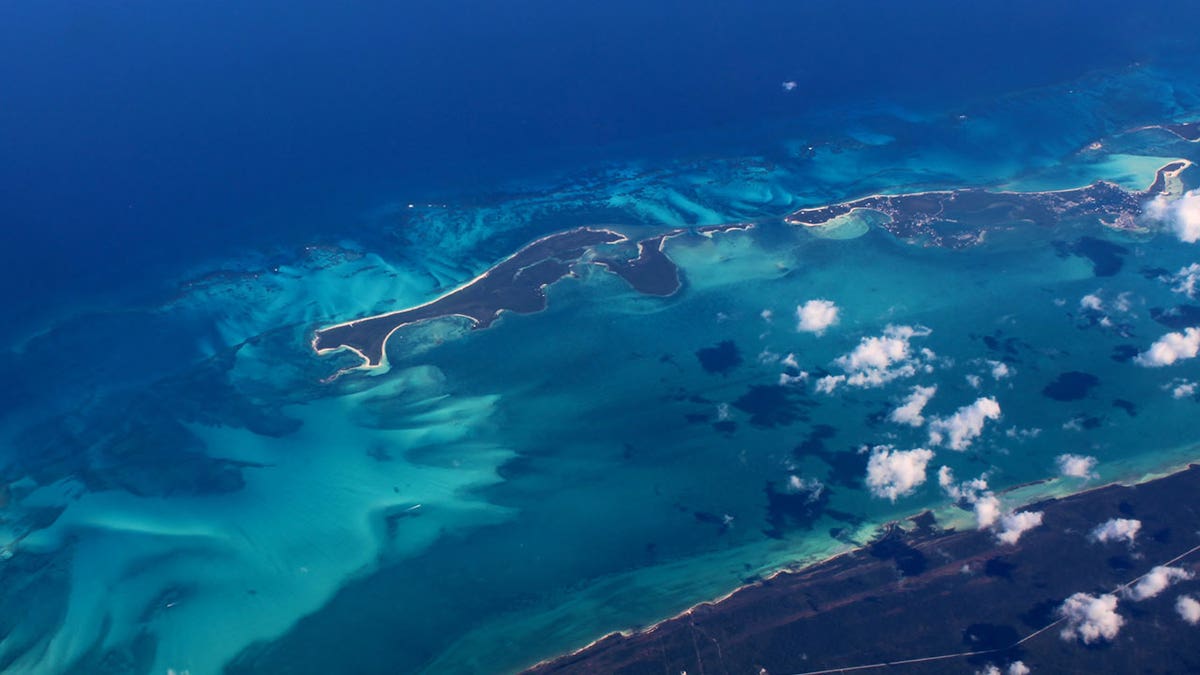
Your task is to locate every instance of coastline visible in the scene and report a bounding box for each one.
[310,227,630,379]
[523,456,1200,673]
[785,158,1190,229]
[311,224,756,380]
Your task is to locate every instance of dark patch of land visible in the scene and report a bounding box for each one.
[527,466,1200,675]
[594,234,682,296]
[1162,123,1200,142]
[785,162,1185,248]
[313,227,693,371]
[1146,159,1190,192]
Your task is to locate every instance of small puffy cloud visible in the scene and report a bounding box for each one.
[928,397,1001,451]
[988,360,1012,380]
[966,374,982,389]
[1147,189,1200,243]
[1091,518,1141,545]
[979,663,1032,675]
[797,299,840,335]
[781,80,798,92]
[938,465,1002,529]
[996,510,1043,545]
[1059,593,1124,644]
[1056,454,1098,479]
[889,385,937,427]
[1177,595,1200,625]
[777,353,808,386]
[787,475,825,503]
[1170,263,1200,298]
[827,325,933,390]
[1136,327,1200,367]
[865,446,935,502]
[1006,426,1041,441]
[761,308,774,322]
[1079,291,1135,328]
[974,493,1003,530]
[815,374,845,394]
[1169,379,1197,399]
[778,371,809,386]
[1125,565,1194,601]
[937,465,989,503]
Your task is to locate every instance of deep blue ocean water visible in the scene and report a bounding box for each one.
[4,0,1197,327]
[7,2,1200,674]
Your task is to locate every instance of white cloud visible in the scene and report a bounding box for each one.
[938,466,1001,529]
[1005,427,1042,440]
[1080,294,1104,311]
[1136,327,1200,367]
[787,475,825,502]
[1125,565,1194,601]
[937,465,989,503]
[1170,379,1197,399]
[889,385,937,427]
[778,353,808,386]
[761,308,774,322]
[865,446,934,502]
[966,374,982,389]
[996,510,1043,544]
[1062,417,1086,432]
[974,494,1003,530]
[928,397,1001,451]
[1170,263,1200,298]
[977,663,1030,675]
[778,371,809,386]
[1056,454,1098,479]
[781,80,798,92]
[1091,518,1141,546]
[1147,189,1200,243]
[988,360,1012,380]
[796,299,840,335]
[815,374,845,394]
[1059,593,1124,644]
[1177,595,1200,625]
[829,324,933,389]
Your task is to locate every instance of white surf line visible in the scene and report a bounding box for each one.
[312,227,631,379]
[787,540,1200,675]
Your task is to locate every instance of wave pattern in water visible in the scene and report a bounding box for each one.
[4,62,1200,673]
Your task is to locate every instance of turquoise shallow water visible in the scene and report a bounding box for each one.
[6,62,1200,673]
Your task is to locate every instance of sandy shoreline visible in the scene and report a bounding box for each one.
[523,456,1200,673]
[784,158,1192,229]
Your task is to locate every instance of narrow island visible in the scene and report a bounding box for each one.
[1159,122,1200,142]
[312,226,712,376]
[785,160,1192,247]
